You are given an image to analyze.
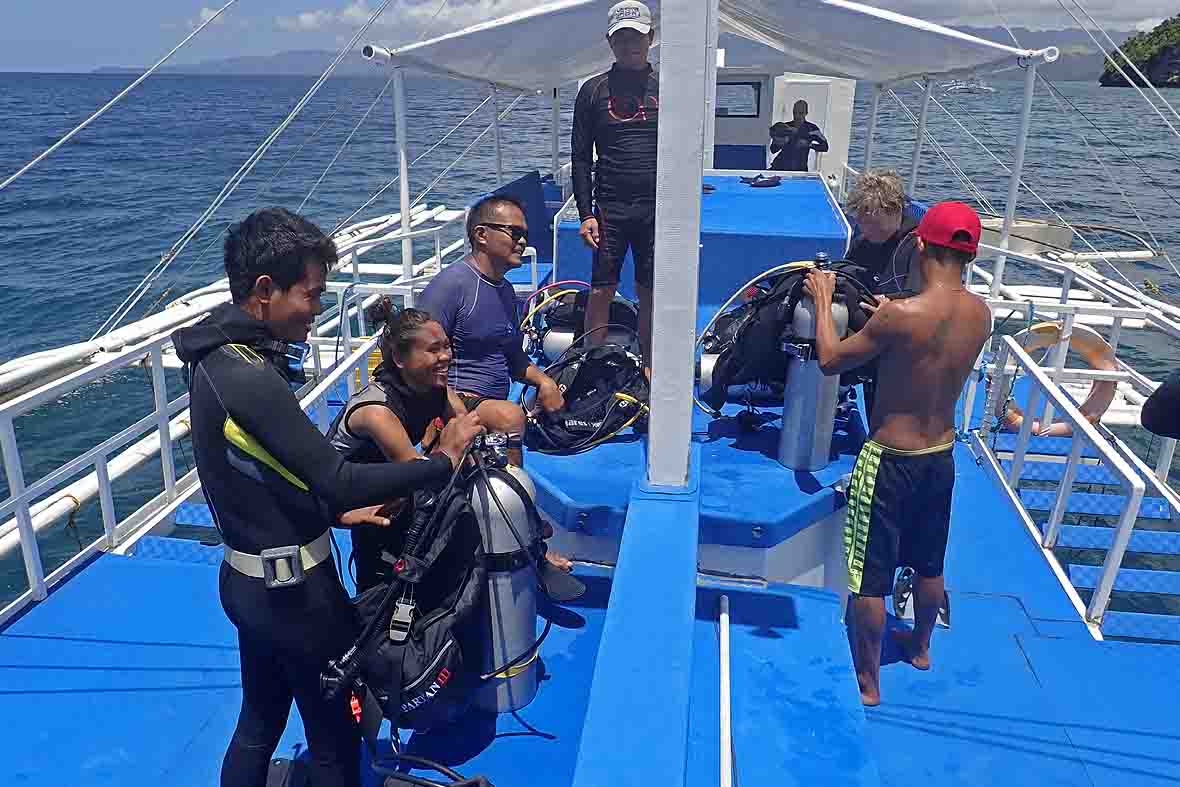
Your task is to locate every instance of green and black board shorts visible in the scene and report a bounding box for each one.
[844,439,955,597]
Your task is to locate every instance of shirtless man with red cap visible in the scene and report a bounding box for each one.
[804,201,992,706]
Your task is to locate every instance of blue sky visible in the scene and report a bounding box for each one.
[0,1,1170,73]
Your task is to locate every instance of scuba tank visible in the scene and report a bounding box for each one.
[779,294,849,471]
[528,290,641,364]
[470,459,544,712]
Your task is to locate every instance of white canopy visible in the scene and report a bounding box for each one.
[386,0,1047,91]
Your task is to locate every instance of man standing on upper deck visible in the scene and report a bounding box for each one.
[804,202,992,706]
[572,0,658,376]
[769,100,829,173]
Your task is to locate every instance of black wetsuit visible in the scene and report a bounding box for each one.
[572,64,659,288]
[1142,370,1180,439]
[769,120,829,172]
[845,214,922,420]
[327,364,448,592]
[173,304,452,787]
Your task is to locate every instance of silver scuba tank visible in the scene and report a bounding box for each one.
[470,463,541,713]
[779,295,849,471]
[541,326,639,364]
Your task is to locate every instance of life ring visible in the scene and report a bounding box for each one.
[998,321,1118,437]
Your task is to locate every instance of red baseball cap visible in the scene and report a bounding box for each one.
[916,201,982,254]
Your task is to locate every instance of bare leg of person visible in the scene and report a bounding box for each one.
[584,284,618,347]
[892,573,942,670]
[848,594,885,706]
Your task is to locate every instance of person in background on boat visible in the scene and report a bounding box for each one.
[572,0,658,375]
[416,195,565,468]
[1142,369,1180,439]
[173,207,482,787]
[327,297,573,591]
[768,100,829,172]
[804,201,991,707]
[843,168,923,419]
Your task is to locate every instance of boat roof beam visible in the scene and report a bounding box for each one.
[907,77,933,196]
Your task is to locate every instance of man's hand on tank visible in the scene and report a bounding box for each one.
[862,294,889,314]
[338,504,392,528]
[436,411,484,468]
[803,270,836,303]
[536,379,565,413]
[579,217,600,250]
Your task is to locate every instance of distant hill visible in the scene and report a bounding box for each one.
[93,50,381,78]
[95,26,1135,83]
[1100,15,1180,87]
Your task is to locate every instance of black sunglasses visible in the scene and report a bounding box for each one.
[480,223,528,243]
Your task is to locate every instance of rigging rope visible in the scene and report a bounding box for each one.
[895,79,1139,291]
[1067,0,1180,128]
[1035,76,1180,215]
[1053,0,1180,142]
[331,94,495,234]
[0,0,240,194]
[92,0,397,340]
[1037,76,1180,283]
[897,86,998,213]
[411,94,527,210]
[299,72,397,213]
[144,99,356,315]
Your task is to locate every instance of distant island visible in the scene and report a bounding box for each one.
[1100,15,1180,87]
[93,50,380,78]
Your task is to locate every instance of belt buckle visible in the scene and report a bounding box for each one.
[783,341,813,361]
[389,600,415,643]
[260,545,305,588]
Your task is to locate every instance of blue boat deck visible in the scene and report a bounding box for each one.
[4,440,1180,786]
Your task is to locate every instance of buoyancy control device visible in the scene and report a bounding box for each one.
[697,257,876,415]
[321,466,487,734]
[523,342,650,455]
[321,439,557,734]
[524,289,641,364]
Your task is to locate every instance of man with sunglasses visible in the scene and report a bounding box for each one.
[417,195,565,467]
[572,0,658,375]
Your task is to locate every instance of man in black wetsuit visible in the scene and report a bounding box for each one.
[769,100,829,172]
[843,169,923,419]
[572,0,658,374]
[173,207,481,787]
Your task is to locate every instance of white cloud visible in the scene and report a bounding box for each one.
[877,0,1175,31]
[1136,17,1165,32]
[275,0,541,41]
[276,9,338,32]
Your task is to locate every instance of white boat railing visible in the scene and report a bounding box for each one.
[977,334,1152,630]
[0,322,380,628]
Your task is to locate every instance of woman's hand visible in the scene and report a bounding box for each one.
[338,504,392,528]
[435,411,484,469]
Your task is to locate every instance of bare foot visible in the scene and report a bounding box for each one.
[545,549,573,573]
[857,674,881,707]
[891,628,931,670]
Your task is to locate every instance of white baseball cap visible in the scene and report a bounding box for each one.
[607,0,652,37]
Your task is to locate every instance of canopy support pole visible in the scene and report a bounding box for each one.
[550,87,561,178]
[863,84,880,171]
[492,85,504,188]
[990,61,1038,297]
[647,0,707,488]
[907,77,932,196]
[702,0,721,169]
[392,67,413,283]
